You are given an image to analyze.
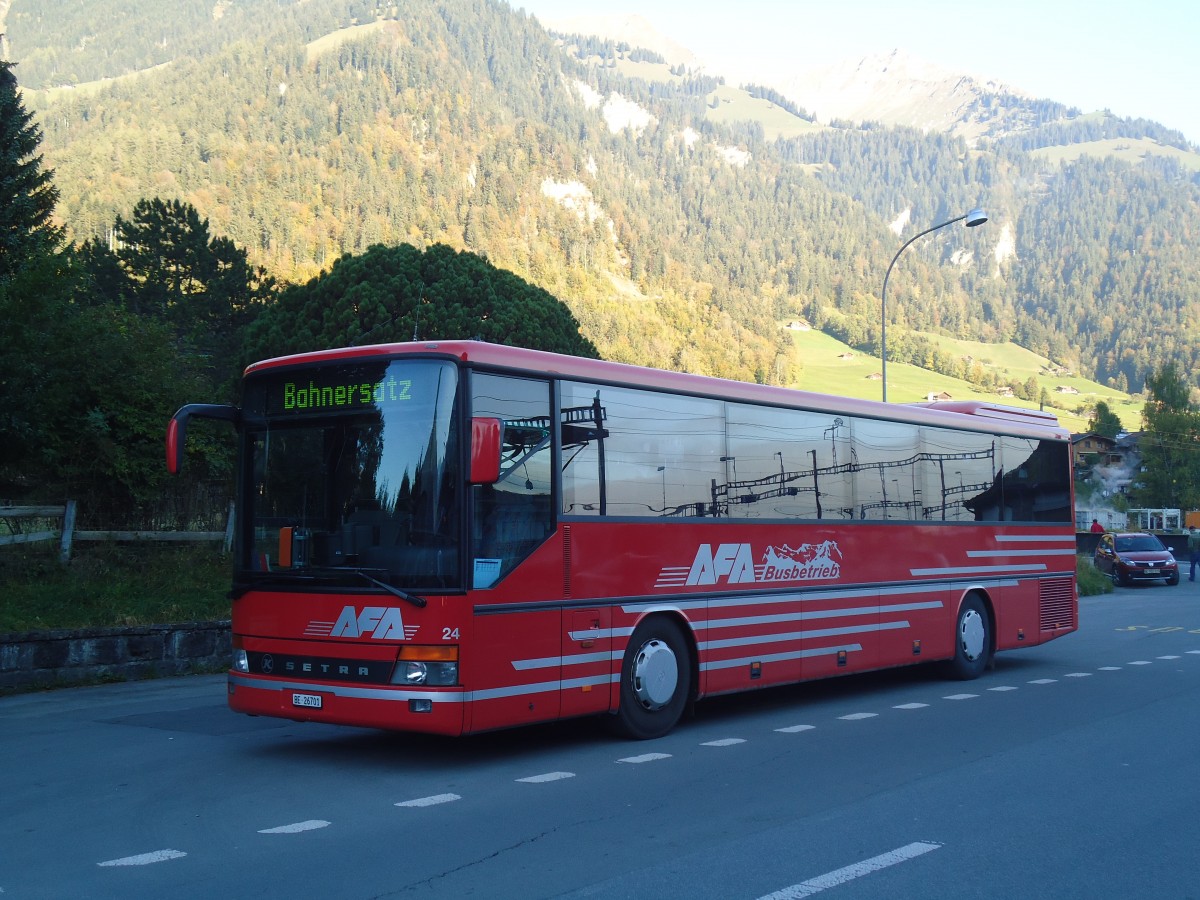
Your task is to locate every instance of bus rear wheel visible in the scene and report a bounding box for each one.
[944,594,991,680]
[613,617,692,740]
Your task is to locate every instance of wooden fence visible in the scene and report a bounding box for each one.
[0,502,235,562]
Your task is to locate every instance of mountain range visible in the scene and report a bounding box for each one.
[5,0,1200,404]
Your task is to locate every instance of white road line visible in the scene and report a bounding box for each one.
[258,820,330,834]
[396,793,461,808]
[97,850,186,867]
[756,841,942,899]
[516,771,574,783]
[1065,672,1093,678]
[618,752,672,764]
[702,738,746,747]
[1187,651,1200,655]
[1029,678,1057,684]
[1157,655,1181,660]
[838,712,877,721]
[893,702,928,709]
[776,725,816,733]
[1098,666,1122,671]
[988,686,1018,691]
[1128,661,1152,666]
[943,693,978,700]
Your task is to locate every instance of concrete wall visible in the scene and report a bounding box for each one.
[0,621,230,693]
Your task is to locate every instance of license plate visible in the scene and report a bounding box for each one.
[1144,569,1160,575]
[292,693,322,709]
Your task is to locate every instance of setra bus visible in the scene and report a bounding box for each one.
[167,340,1077,739]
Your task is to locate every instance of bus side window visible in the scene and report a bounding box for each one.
[470,373,554,585]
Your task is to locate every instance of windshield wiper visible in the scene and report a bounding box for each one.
[231,568,426,607]
[352,569,427,608]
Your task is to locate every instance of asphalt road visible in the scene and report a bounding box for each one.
[3,579,1199,899]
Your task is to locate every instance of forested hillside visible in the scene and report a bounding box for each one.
[8,0,1200,393]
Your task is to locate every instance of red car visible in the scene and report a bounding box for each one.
[1093,532,1180,586]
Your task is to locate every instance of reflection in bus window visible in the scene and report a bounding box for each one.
[851,418,922,520]
[559,382,724,517]
[724,405,852,519]
[998,437,1073,522]
[919,427,998,521]
[470,373,554,586]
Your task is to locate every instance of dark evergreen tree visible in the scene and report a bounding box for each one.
[1087,401,1124,439]
[0,59,62,280]
[241,242,600,365]
[105,198,276,390]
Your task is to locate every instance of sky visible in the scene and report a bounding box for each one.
[517,0,1199,145]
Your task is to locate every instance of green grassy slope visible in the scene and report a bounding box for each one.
[784,326,1141,433]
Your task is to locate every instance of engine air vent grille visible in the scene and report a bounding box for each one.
[1039,577,1076,631]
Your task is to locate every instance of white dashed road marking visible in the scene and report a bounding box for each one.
[839,713,877,721]
[756,841,942,899]
[396,793,461,808]
[258,820,330,834]
[1099,666,1122,671]
[1029,678,1057,684]
[618,752,671,764]
[943,693,978,700]
[98,850,186,867]
[988,686,1018,691]
[1128,661,1152,666]
[517,772,574,783]
[703,738,746,747]
[776,725,816,733]
[1065,673,1093,678]
[893,703,928,709]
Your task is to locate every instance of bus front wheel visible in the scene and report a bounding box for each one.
[613,617,692,740]
[945,594,991,680]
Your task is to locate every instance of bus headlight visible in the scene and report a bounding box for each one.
[233,649,249,673]
[400,661,458,686]
[392,645,459,686]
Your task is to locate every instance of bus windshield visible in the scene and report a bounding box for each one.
[239,359,461,590]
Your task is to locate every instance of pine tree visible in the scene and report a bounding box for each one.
[0,60,61,280]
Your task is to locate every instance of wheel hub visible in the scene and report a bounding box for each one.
[959,609,985,661]
[631,639,678,710]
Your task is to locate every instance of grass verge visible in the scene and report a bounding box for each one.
[0,543,231,632]
[1077,555,1114,596]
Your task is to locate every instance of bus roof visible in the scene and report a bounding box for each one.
[245,340,1070,440]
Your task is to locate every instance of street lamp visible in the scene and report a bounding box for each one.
[881,208,988,402]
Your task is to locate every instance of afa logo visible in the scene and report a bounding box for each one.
[657,540,843,587]
[304,606,420,640]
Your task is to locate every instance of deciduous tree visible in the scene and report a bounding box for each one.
[1133,363,1200,510]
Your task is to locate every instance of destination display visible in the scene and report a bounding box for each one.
[249,364,417,416]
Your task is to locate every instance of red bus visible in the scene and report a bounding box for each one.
[167,340,1077,739]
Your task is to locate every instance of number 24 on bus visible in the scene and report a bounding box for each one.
[167,340,1077,739]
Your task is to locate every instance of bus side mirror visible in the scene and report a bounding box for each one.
[166,404,240,474]
[470,417,503,484]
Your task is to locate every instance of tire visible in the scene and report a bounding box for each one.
[612,617,692,740]
[1167,572,1180,586]
[1111,568,1123,587]
[944,594,991,681]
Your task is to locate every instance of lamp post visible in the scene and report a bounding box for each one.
[881,208,988,402]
